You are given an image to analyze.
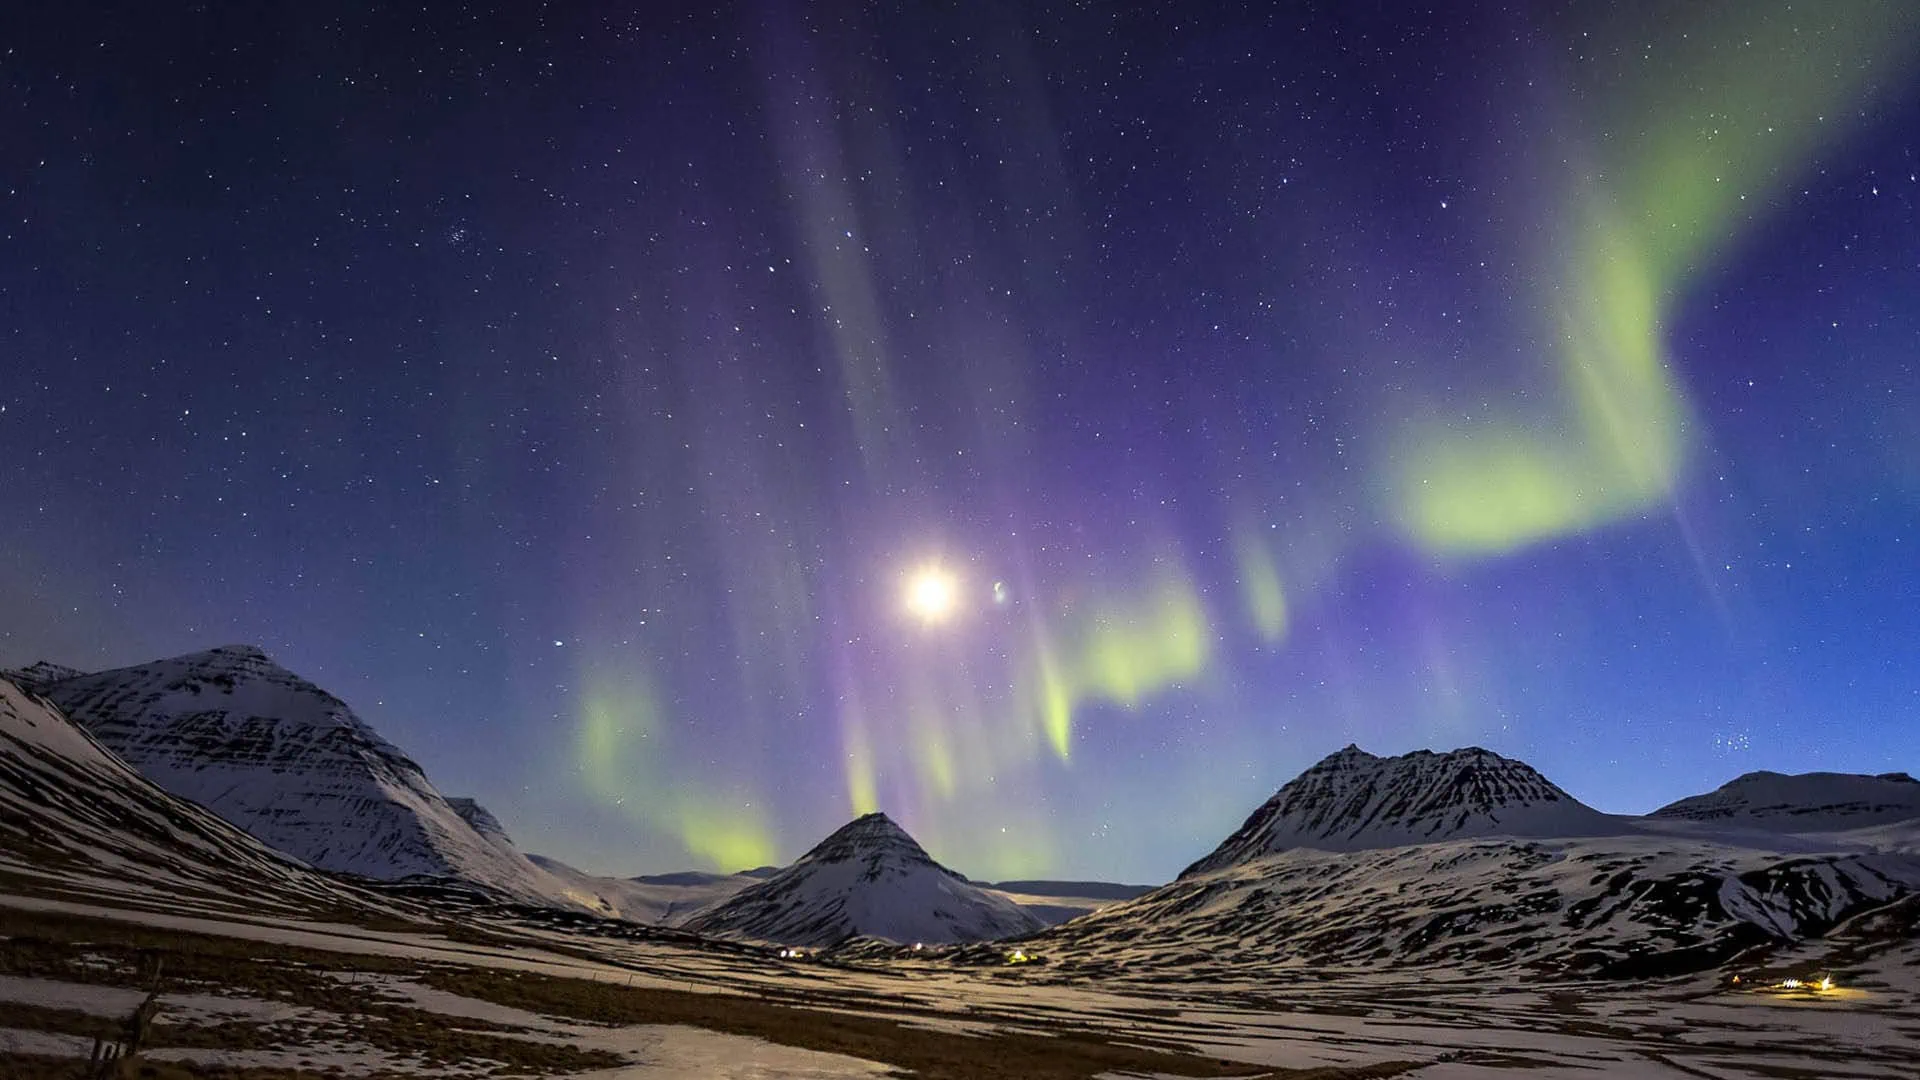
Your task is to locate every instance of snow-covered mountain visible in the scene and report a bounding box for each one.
[0,676,382,915]
[1015,746,1920,982]
[684,812,1046,946]
[633,867,779,886]
[0,660,86,691]
[1183,744,1622,875]
[990,880,1155,902]
[1651,769,1920,832]
[26,645,599,909]
[985,880,1156,926]
[523,855,771,925]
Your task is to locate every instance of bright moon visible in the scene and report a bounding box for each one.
[905,567,961,623]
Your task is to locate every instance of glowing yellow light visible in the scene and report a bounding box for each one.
[905,565,961,623]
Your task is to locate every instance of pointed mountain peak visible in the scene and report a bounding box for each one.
[46,645,371,736]
[684,812,1043,947]
[831,810,908,838]
[1183,744,1616,875]
[1305,743,1381,768]
[802,811,937,867]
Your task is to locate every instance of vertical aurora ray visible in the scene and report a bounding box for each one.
[755,6,912,476]
[1231,524,1290,645]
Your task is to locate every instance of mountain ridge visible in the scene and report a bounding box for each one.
[1651,769,1920,832]
[0,675,390,916]
[1183,743,1622,876]
[1015,745,1920,980]
[26,645,596,909]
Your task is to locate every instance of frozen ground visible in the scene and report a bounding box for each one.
[3,886,1914,1079]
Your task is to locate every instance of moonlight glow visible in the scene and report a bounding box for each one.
[904,567,962,624]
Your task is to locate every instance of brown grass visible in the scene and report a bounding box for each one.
[0,1003,121,1041]
[0,908,620,1075]
[0,1053,410,1080]
[422,966,1419,1080]
[1,905,1421,1080]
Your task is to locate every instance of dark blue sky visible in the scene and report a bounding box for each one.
[3,1,1917,882]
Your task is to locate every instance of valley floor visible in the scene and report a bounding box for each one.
[2,886,1912,1080]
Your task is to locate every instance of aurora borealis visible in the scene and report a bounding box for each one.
[3,2,1918,883]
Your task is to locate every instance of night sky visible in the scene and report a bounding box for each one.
[4,2,1918,884]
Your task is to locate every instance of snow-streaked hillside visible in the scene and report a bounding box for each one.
[28,645,598,909]
[0,676,379,913]
[1184,744,1622,875]
[1021,745,1920,980]
[1652,769,1920,831]
[1016,746,1920,981]
[1034,833,1920,980]
[684,813,1046,946]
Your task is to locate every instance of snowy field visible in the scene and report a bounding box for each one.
[4,885,1914,1079]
